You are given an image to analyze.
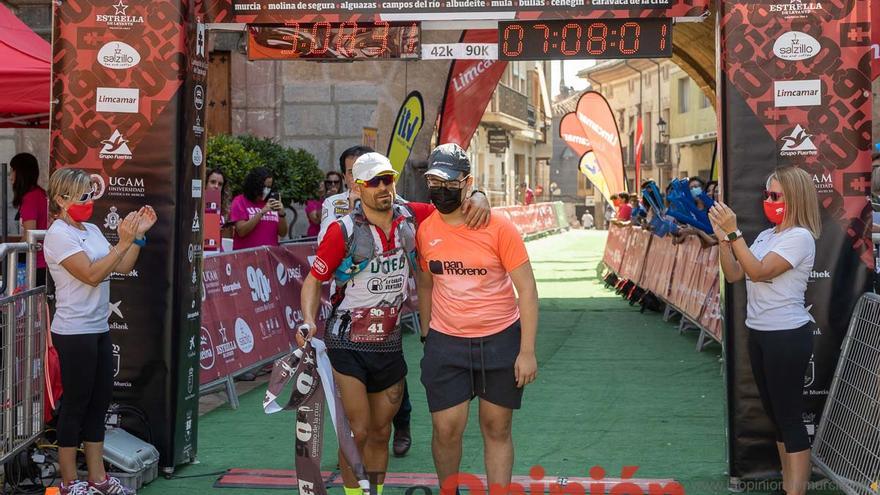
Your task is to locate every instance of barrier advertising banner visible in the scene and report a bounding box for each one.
[493,203,560,237]
[573,92,627,195]
[437,30,507,150]
[719,0,872,481]
[200,244,333,386]
[51,0,201,467]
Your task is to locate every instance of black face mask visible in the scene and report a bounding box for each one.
[429,187,463,214]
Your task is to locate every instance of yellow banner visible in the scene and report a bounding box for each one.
[579,151,613,205]
[387,91,424,174]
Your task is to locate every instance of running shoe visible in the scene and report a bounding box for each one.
[88,476,135,495]
[60,480,90,495]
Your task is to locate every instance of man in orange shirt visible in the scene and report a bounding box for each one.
[416,143,539,493]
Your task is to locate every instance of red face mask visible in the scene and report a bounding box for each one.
[763,201,785,225]
[67,201,94,222]
[613,199,622,207]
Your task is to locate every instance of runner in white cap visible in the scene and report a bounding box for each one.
[298,152,490,495]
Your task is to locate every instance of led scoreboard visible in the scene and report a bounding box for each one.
[498,18,673,60]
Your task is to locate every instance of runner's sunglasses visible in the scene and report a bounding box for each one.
[762,190,784,202]
[357,174,395,188]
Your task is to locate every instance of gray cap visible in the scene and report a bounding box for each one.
[426,143,471,181]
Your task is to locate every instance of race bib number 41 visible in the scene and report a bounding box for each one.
[349,306,400,343]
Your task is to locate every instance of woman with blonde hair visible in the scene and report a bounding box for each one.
[709,166,821,495]
[43,168,156,495]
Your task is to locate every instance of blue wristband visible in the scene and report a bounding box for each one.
[133,236,146,247]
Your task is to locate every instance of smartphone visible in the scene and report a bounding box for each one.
[267,190,280,202]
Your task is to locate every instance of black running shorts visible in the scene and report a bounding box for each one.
[420,320,524,412]
[327,348,407,394]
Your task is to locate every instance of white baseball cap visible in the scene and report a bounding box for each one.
[353,152,397,182]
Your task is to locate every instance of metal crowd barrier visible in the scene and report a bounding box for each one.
[811,292,880,495]
[0,231,47,465]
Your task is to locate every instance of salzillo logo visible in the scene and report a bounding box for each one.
[773,31,819,61]
[99,130,132,160]
[779,125,818,156]
[234,318,255,354]
[97,41,140,69]
[774,80,820,107]
[96,87,139,113]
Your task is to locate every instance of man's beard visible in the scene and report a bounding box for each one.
[365,194,393,212]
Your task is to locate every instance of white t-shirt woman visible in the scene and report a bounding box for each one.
[745,226,815,331]
[44,221,112,334]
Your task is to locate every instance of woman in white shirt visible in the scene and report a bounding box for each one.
[43,168,156,495]
[709,166,820,495]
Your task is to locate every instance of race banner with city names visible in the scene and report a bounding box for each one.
[203,0,708,22]
[718,0,872,481]
[51,0,200,468]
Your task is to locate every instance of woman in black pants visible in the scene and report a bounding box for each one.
[709,166,820,495]
[43,169,156,495]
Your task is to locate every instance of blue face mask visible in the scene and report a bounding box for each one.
[690,187,703,198]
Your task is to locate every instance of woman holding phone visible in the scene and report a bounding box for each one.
[229,167,288,249]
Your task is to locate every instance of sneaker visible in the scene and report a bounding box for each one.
[60,480,90,495]
[88,476,135,495]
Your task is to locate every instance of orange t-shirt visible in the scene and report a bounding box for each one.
[417,211,530,338]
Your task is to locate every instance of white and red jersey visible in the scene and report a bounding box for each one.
[311,202,434,351]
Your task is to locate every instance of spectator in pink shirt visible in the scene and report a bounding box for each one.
[11,153,48,285]
[229,167,288,250]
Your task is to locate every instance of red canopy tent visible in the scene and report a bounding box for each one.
[0,3,50,128]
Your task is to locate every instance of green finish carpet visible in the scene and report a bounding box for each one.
[141,230,754,495]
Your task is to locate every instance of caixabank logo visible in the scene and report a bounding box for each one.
[428,260,488,276]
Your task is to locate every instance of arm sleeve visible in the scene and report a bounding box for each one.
[497,219,530,272]
[770,229,814,268]
[19,192,41,222]
[43,227,83,265]
[228,196,249,222]
[310,222,346,282]
[408,202,436,224]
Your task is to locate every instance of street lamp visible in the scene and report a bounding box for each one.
[657,117,668,140]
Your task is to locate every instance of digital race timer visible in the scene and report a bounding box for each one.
[498,18,672,61]
[248,22,421,61]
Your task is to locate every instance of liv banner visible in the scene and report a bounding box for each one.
[574,92,627,195]
[387,91,424,174]
[437,30,507,150]
[719,0,872,481]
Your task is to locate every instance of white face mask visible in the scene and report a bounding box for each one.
[262,187,271,200]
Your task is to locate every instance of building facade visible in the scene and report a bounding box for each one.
[466,61,554,206]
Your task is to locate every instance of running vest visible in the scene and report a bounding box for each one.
[325,203,418,353]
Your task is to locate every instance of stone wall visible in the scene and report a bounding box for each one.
[221,30,461,236]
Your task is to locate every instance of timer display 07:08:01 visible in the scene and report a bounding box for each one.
[498,18,672,60]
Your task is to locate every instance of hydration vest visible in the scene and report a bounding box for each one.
[325,202,419,352]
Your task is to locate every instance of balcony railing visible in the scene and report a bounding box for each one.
[495,84,529,123]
